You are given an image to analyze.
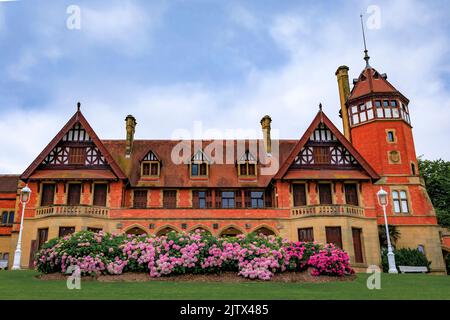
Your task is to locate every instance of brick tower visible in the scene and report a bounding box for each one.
[335,45,446,272]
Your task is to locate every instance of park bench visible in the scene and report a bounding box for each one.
[398,266,428,273]
[0,260,8,270]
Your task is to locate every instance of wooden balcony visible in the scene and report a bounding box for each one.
[291,204,364,218]
[36,205,109,218]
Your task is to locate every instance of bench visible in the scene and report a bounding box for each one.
[398,266,428,273]
[0,260,8,270]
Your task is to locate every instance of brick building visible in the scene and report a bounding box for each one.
[0,56,446,273]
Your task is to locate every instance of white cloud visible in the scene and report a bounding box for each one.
[81,1,167,54]
[0,0,449,173]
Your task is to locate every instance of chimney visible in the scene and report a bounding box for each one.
[335,65,351,141]
[260,115,272,154]
[125,115,137,158]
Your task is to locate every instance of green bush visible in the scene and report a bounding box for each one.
[381,248,431,273]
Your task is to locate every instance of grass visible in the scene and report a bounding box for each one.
[0,270,449,300]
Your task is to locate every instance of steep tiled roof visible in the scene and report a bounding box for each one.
[349,67,409,103]
[102,139,298,188]
[0,175,19,193]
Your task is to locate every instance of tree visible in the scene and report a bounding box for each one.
[418,158,450,228]
[378,224,401,248]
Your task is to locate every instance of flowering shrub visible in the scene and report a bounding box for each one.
[35,230,354,280]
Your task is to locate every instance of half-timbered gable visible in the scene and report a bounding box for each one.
[21,109,126,181]
[275,110,379,180]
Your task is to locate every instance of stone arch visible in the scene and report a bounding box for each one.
[218,225,244,237]
[124,224,148,236]
[251,224,278,236]
[188,225,212,235]
[155,225,181,237]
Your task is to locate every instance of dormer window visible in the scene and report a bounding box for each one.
[238,150,257,177]
[141,150,160,177]
[190,150,209,177]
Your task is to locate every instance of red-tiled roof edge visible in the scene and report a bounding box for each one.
[274,110,380,180]
[349,67,410,103]
[20,110,127,181]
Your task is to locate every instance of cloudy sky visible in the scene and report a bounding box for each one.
[0,0,449,173]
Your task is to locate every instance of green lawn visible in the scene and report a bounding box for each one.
[0,270,449,300]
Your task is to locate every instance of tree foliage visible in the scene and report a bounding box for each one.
[418,158,450,228]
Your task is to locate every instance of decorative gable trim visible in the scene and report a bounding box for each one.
[21,110,126,180]
[274,111,380,180]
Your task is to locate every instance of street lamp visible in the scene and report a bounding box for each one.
[376,187,398,274]
[12,185,32,270]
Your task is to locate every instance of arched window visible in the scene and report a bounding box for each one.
[219,227,243,237]
[253,227,275,236]
[8,212,14,225]
[1,212,8,225]
[156,226,178,237]
[125,227,147,236]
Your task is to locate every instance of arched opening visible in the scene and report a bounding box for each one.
[253,226,276,236]
[125,226,147,236]
[156,226,178,237]
[219,226,243,237]
[189,227,211,235]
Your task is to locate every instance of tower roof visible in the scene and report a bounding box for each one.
[348,67,409,103]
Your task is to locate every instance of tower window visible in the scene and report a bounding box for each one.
[375,100,382,107]
[383,100,389,107]
[392,190,409,213]
[411,163,416,175]
[387,130,396,143]
[390,100,398,107]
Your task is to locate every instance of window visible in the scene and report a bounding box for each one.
[245,191,264,208]
[191,163,208,176]
[326,227,343,248]
[298,228,314,242]
[239,162,257,176]
[68,147,86,165]
[375,100,382,107]
[221,191,235,208]
[392,190,409,213]
[383,100,389,107]
[2,253,9,261]
[37,228,48,249]
[264,189,273,208]
[93,184,107,206]
[418,245,425,254]
[67,184,81,206]
[191,150,209,177]
[8,212,14,225]
[193,190,212,209]
[411,163,416,175]
[352,228,364,263]
[59,227,75,238]
[390,100,397,107]
[293,184,307,206]
[142,162,160,177]
[344,184,359,206]
[318,184,333,204]
[163,190,177,208]
[1,212,7,225]
[133,190,148,209]
[87,227,102,233]
[387,131,395,143]
[313,147,331,164]
[41,184,55,206]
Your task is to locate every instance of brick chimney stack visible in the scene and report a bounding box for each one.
[125,115,137,158]
[260,115,272,155]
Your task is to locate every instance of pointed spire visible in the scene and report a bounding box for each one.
[360,14,370,68]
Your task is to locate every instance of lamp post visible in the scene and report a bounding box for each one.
[376,187,398,274]
[12,185,32,270]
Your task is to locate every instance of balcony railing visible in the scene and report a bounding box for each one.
[36,205,109,218]
[291,204,364,217]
